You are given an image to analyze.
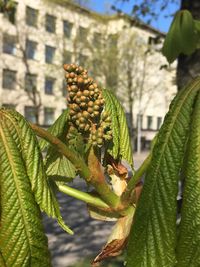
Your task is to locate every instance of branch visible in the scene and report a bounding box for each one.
[31,123,91,180]
[121,135,157,204]
[57,184,109,209]
[31,124,124,210]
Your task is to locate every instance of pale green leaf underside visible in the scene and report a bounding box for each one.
[39,109,69,150]
[176,92,200,267]
[1,110,73,235]
[102,89,133,168]
[46,147,76,181]
[127,78,200,267]
[102,89,120,158]
[106,90,133,168]
[0,112,51,266]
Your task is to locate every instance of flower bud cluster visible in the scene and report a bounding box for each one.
[63,63,112,147]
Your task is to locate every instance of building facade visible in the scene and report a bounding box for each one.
[0,0,177,149]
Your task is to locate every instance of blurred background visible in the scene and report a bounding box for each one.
[0,0,180,266]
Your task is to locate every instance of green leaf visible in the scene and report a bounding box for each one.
[1,109,73,234]
[45,147,76,182]
[107,90,133,169]
[162,10,196,63]
[176,92,200,267]
[102,89,120,159]
[194,20,200,49]
[0,111,51,266]
[127,78,200,267]
[39,109,69,150]
[102,89,133,168]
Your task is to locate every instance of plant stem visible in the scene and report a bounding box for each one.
[87,146,122,209]
[121,152,152,204]
[57,183,109,209]
[31,123,91,179]
[31,124,123,210]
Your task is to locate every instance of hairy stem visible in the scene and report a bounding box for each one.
[57,184,109,209]
[31,124,124,210]
[31,123,91,179]
[121,152,152,204]
[87,147,123,209]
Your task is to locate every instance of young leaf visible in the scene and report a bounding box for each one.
[1,109,73,234]
[176,92,200,266]
[102,89,133,168]
[102,89,120,159]
[0,111,51,266]
[127,78,200,267]
[39,109,69,150]
[162,10,196,63]
[45,147,76,182]
[107,90,133,169]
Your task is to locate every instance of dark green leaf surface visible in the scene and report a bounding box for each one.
[39,109,69,150]
[0,111,51,266]
[127,78,200,267]
[176,92,200,267]
[102,89,120,158]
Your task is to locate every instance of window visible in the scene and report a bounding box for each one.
[2,103,15,109]
[108,34,118,48]
[3,34,17,55]
[25,39,37,60]
[79,26,88,39]
[44,107,54,126]
[147,116,153,130]
[62,80,67,97]
[2,69,16,90]
[24,106,38,123]
[157,117,162,130]
[1,2,17,24]
[93,32,102,49]
[63,51,72,64]
[148,36,162,51]
[137,114,143,129]
[45,77,55,95]
[78,54,88,67]
[45,45,55,64]
[25,73,37,92]
[63,20,73,38]
[26,6,38,27]
[45,14,56,33]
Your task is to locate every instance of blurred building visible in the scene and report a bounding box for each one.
[0,0,176,150]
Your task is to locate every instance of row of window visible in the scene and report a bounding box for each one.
[6,4,96,40]
[3,34,58,64]
[137,114,162,130]
[3,33,90,66]
[2,69,66,96]
[2,104,55,126]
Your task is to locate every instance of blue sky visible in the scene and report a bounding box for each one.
[87,0,180,33]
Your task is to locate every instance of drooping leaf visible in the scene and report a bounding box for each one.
[162,10,197,63]
[107,90,133,169]
[176,92,200,266]
[127,78,200,267]
[0,111,51,266]
[102,89,120,159]
[39,109,69,150]
[102,89,133,168]
[45,147,76,182]
[1,109,73,234]
[194,20,200,49]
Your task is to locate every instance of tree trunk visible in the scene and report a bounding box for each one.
[176,0,200,89]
